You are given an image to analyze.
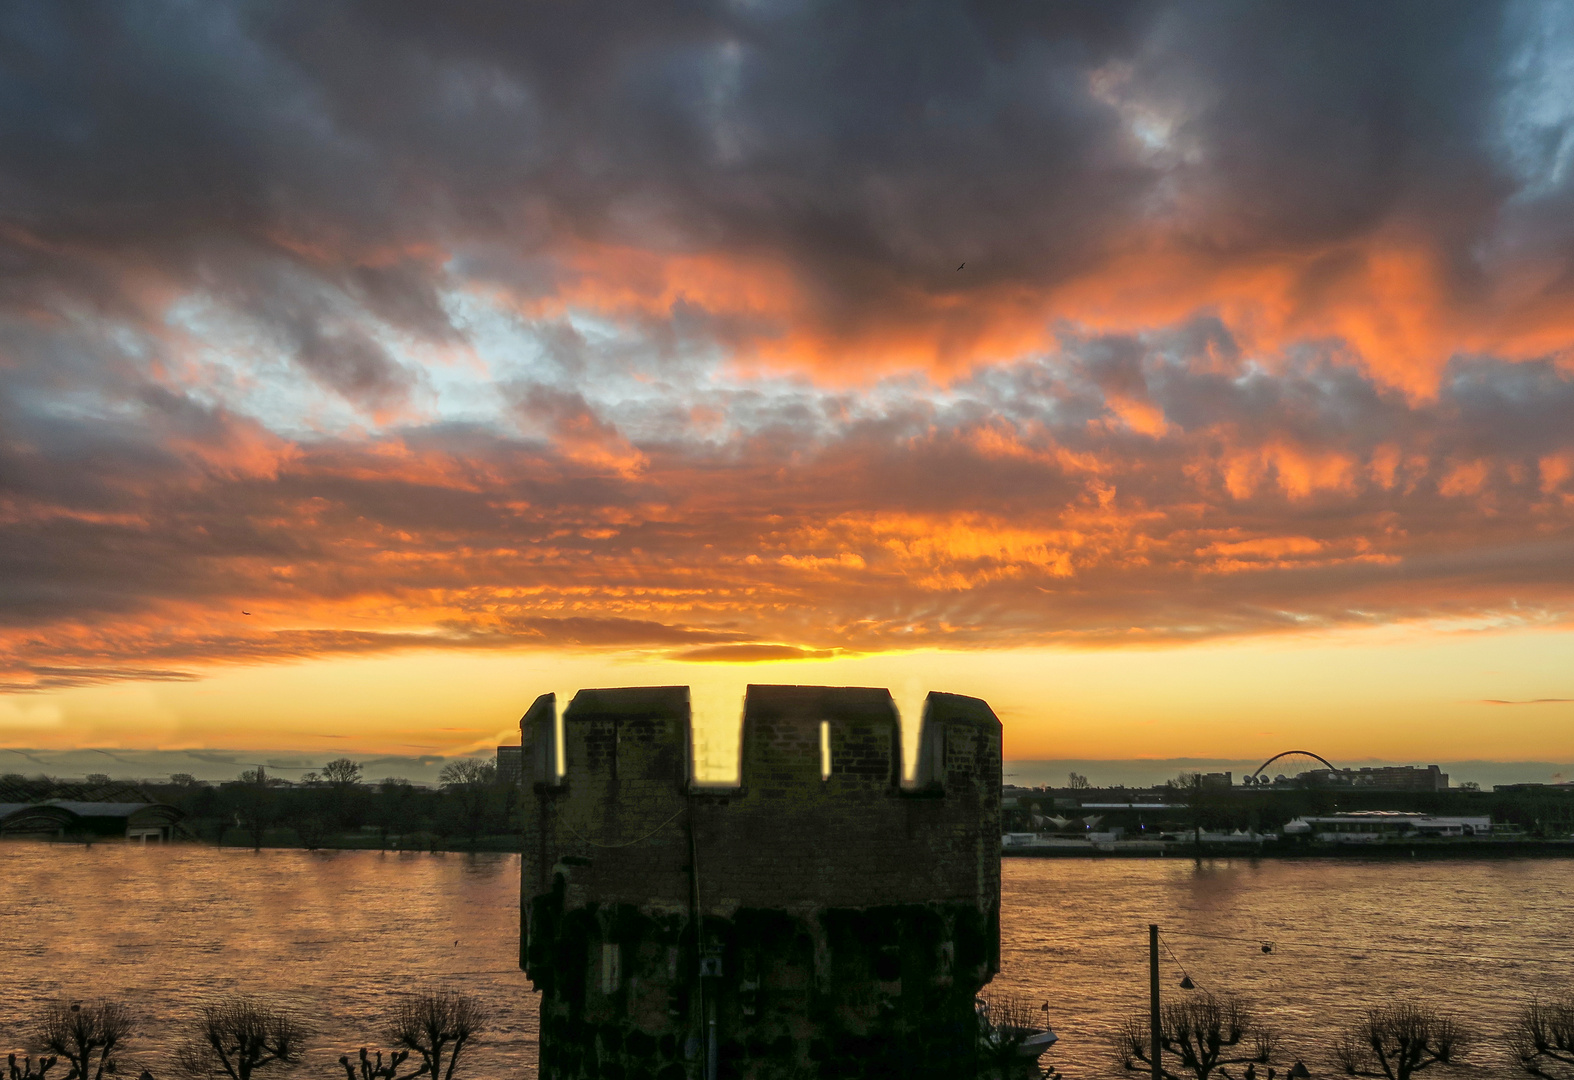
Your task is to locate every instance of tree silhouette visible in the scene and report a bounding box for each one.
[385,990,488,1080]
[323,758,362,786]
[35,1001,133,1080]
[284,773,332,850]
[321,758,364,829]
[1334,1002,1467,1079]
[337,1048,422,1080]
[371,778,419,849]
[231,769,277,852]
[1510,995,1574,1078]
[172,998,304,1080]
[1115,992,1275,1080]
[7,1052,59,1080]
[437,760,496,849]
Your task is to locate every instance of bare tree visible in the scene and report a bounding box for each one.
[337,1048,421,1080]
[9,1053,60,1080]
[322,758,362,787]
[36,1001,134,1080]
[321,759,364,830]
[172,998,304,1080]
[1510,995,1574,1078]
[385,991,488,1080]
[1115,993,1275,1080]
[284,773,332,851]
[437,761,497,849]
[1334,1002,1467,1080]
[371,779,418,850]
[231,769,277,852]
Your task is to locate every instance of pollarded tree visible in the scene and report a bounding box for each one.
[7,1051,59,1080]
[1114,993,1275,1080]
[35,1000,134,1080]
[1510,995,1574,1078]
[1334,1002,1467,1080]
[385,990,488,1080]
[172,998,304,1080]
[337,1048,421,1080]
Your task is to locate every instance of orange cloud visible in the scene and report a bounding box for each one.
[3,316,1573,691]
[488,228,1574,405]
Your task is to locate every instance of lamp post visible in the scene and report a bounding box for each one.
[1149,924,1161,1080]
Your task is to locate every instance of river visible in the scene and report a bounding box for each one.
[2,844,1567,1077]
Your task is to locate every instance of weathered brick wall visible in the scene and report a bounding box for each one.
[520,684,1002,1080]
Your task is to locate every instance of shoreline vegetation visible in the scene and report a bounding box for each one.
[0,758,525,853]
[10,759,1574,859]
[5,991,491,1080]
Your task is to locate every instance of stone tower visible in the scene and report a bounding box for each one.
[519,684,1002,1080]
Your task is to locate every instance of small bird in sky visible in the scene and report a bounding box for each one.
[242,610,252,615]
[956,262,965,270]
[454,939,460,946]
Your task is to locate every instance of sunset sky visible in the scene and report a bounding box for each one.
[4,2,1574,778]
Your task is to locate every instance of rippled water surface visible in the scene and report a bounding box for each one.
[994,856,1573,1078]
[3,845,1569,1077]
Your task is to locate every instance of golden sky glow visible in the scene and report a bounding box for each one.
[4,4,1574,771]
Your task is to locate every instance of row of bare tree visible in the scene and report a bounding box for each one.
[6,992,487,1080]
[1112,991,1574,1079]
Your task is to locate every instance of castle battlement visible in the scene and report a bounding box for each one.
[519,684,1002,1080]
[523,683,999,799]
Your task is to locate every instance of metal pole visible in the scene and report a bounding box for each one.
[1150,923,1161,1080]
[707,996,717,1080]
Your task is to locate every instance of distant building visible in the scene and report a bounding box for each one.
[1283,811,1490,842]
[0,800,183,842]
[0,803,75,838]
[1199,771,1232,789]
[496,744,523,786]
[1280,765,1450,791]
[1493,782,1574,794]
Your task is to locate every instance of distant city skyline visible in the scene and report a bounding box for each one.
[6,742,1571,794]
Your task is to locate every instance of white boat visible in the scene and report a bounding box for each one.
[1011,1026,1059,1058]
[977,996,1059,1060]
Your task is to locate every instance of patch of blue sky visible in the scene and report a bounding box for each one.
[11,310,188,429]
[161,294,383,440]
[18,374,147,431]
[448,286,848,444]
[1497,1,1574,201]
[155,277,1106,453]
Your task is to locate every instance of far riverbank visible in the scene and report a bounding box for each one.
[1004,838,1574,858]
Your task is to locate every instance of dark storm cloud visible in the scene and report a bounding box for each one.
[0,2,1542,362]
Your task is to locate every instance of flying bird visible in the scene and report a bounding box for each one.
[242,610,252,615]
[956,262,965,270]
